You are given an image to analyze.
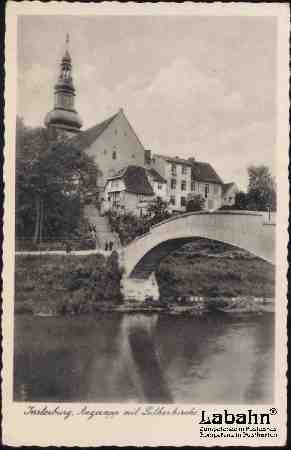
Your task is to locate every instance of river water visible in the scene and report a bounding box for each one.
[14,312,274,403]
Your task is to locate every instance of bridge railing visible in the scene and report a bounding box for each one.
[150,210,264,231]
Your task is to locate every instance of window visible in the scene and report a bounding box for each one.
[191,181,196,191]
[152,158,155,164]
[181,180,187,191]
[112,151,116,160]
[213,184,219,194]
[132,154,135,159]
[205,184,209,198]
[182,165,187,175]
[114,129,117,135]
[171,163,177,176]
[171,179,177,190]
[181,196,186,207]
[158,183,162,190]
[104,149,107,155]
[170,195,176,205]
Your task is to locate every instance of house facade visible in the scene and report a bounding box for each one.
[146,168,168,203]
[71,109,148,191]
[222,182,239,206]
[103,165,155,217]
[190,161,223,211]
[151,155,223,212]
[151,155,192,212]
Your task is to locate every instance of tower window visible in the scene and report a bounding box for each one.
[132,154,135,159]
[181,180,187,191]
[114,129,118,135]
[182,165,187,175]
[112,151,117,160]
[104,149,107,155]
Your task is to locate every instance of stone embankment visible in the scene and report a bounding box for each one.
[94,296,274,316]
[21,296,274,318]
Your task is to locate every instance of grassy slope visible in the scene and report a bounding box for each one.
[157,240,275,298]
[14,253,119,313]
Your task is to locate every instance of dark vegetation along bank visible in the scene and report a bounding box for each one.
[15,252,123,316]
[15,239,275,316]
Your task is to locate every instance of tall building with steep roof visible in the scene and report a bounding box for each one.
[44,34,83,137]
[71,108,148,190]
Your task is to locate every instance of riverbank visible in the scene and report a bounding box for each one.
[157,240,275,299]
[15,240,275,316]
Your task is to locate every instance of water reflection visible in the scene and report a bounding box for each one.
[14,312,274,403]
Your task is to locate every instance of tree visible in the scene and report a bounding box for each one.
[234,191,249,210]
[186,194,205,212]
[147,196,170,225]
[16,121,98,243]
[247,165,276,211]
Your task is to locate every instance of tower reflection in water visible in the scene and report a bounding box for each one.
[14,312,274,403]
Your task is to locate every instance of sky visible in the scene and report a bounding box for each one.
[17,15,277,190]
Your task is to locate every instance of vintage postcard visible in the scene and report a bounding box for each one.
[2,1,289,446]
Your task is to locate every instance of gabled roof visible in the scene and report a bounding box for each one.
[146,168,167,184]
[191,161,223,184]
[222,182,237,195]
[70,112,118,151]
[108,165,154,196]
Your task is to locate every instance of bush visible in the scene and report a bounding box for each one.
[63,251,123,305]
[107,211,149,245]
[186,194,205,212]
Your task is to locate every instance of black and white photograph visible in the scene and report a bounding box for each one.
[3,2,288,447]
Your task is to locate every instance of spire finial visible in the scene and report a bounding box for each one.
[66,33,70,47]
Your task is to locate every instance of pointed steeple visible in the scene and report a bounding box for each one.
[44,34,82,136]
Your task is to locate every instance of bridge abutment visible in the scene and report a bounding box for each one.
[121,273,160,302]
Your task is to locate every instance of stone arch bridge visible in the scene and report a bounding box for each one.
[119,211,276,302]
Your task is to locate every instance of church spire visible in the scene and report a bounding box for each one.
[44,34,83,136]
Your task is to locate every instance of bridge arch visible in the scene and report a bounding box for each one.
[121,211,275,281]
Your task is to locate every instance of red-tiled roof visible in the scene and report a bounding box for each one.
[108,165,154,196]
[146,168,167,184]
[70,112,118,151]
[191,161,223,184]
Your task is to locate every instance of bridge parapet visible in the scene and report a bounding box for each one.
[121,211,275,281]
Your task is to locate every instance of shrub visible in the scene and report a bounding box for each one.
[186,194,205,212]
[63,251,123,306]
[107,211,149,245]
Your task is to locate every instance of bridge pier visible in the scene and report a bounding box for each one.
[121,273,160,302]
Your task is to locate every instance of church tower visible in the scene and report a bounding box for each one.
[44,34,83,137]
